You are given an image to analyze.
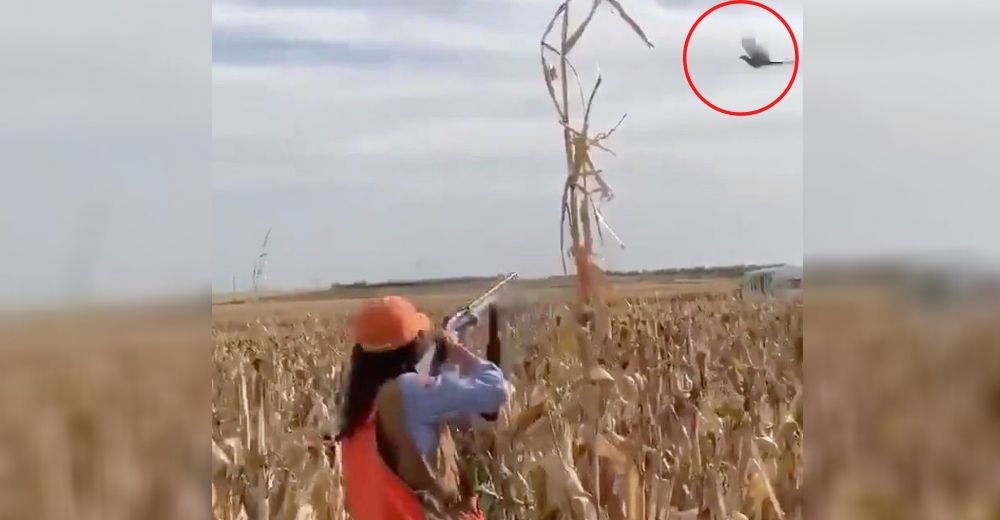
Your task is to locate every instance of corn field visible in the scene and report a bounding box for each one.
[0,308,208,520]
[212,288,803,520]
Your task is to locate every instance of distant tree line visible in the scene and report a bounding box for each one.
[330,263,784,290]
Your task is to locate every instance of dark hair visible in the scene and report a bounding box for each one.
[336,340,420,441]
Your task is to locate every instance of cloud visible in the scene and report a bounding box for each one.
[212,0,803,290]
[212,1,534,60]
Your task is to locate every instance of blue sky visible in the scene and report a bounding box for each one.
[212,0,804,292]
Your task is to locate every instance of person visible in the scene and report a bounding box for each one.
[336,295,510,520]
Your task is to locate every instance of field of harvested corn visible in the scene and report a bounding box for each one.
[1,306,209,520]
[212,279,803,520]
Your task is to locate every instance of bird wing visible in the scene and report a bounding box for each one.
[741,36,770,62]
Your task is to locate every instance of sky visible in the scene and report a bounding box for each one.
[5,0,992,304]
[1,0,210,308]
[803,1,1000,261]
[211,0,804,293]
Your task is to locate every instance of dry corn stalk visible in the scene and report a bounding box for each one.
[541,0,653,516]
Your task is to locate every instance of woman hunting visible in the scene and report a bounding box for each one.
[337,296,510,519]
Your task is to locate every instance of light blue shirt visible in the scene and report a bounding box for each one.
[395,359,508,455]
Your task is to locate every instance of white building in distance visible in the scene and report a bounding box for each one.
[742,264,803,297]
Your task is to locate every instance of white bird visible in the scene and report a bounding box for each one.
[739,37,793,68]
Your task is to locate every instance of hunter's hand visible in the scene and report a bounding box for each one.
[436,330,479,371]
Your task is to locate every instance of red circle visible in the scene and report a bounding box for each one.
[682,0,799,116]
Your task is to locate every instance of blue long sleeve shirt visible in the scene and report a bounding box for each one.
[395,358,508,455]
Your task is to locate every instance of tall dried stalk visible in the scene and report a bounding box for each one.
[541,0,653,515]
[541,0,652,338]
[252,227,272,293]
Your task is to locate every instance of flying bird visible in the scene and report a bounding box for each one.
[739,37,793,68]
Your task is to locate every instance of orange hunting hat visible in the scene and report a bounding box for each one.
[352,296,431,352]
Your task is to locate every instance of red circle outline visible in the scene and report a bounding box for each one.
[682,0,799,116]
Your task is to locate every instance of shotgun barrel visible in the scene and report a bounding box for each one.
[443,272,518,339]
[416,273,517,423]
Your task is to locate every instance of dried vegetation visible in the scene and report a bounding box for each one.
[212,290,803,520]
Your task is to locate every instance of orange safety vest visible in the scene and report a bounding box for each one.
[341,411,484,520]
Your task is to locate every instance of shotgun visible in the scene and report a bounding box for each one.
[442,272,518,343]
[417,273,518,420]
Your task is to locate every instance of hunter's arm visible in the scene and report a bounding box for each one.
[397,362,508,450]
